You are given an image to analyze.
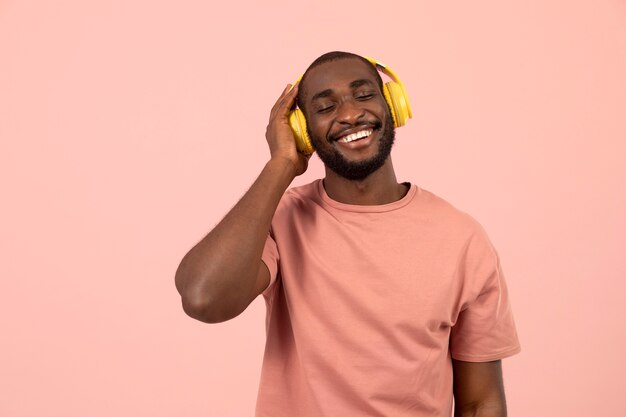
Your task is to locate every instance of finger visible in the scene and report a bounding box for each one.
[286,81,299,97]
[273,82,299,112]
[273,83,299,118]
[270,84,293,117]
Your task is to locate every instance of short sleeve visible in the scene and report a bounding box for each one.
[450,226,521,362]
[260,232,279,297]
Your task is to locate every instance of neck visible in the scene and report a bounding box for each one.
[322,157,408,205]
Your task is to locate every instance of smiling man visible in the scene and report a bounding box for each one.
[296,59,397,183]
[175,51,521,417]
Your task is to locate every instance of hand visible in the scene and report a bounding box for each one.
[265,83,310,176]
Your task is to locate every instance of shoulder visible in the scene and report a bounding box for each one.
[412,185,487,238]
[415,188,502,292]
[274,179,322,216]
[283,179,319,201]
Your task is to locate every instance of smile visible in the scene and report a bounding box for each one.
[338,129,373,143]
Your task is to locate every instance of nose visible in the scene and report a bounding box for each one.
[335,98,365,125]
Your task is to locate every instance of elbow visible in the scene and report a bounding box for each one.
[175,262,249,323]
[179,288,243,324]
[175,264,222,323]
[179,291,222,324]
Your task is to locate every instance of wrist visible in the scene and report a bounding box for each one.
[267,156,298,179]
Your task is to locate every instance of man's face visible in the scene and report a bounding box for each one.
[300,58,396,181]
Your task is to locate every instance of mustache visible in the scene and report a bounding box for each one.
[328,120,383,142]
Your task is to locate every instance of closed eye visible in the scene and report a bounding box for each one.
[355,92,375,100]
[316,105,335,114]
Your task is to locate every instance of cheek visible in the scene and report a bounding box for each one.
[307,118,330,141]
[374,99,391,117]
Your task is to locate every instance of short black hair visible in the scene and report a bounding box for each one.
[296,51,384,116]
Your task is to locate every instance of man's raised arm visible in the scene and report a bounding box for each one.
[175,83,308,323]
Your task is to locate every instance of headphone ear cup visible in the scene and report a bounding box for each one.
[382,83,399,128]
[288,109,315,155]
[383,81,411,128]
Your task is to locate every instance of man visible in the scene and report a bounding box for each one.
[175,51,521,417]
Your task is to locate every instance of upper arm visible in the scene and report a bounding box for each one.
[452,359,507,416]
[200,263,270,323]
[253,261,271,297]
[215,248,273,322]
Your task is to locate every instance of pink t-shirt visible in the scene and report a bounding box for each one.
[257,179,520,417]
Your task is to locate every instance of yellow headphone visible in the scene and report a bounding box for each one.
[288,57,413,155]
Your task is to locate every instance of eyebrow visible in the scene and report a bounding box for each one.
[310,79,376,103]
[349,79,375,89]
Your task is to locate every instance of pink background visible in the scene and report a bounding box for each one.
[1,0,625,416]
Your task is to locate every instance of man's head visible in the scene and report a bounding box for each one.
[296,51,396,181]
[296,52,384,114]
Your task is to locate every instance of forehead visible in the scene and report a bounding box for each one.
[303,58,378,100]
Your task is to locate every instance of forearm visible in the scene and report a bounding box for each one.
[452,360,507,417]
[174,157,296,321]
[454,401,506,417]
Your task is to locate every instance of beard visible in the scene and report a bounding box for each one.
[309,111,396,181]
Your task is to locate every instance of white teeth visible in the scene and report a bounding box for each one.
[341,129,373,143]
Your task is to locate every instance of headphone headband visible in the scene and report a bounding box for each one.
[363,57,412,119]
